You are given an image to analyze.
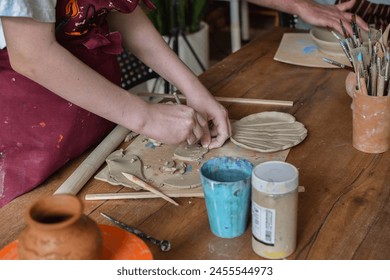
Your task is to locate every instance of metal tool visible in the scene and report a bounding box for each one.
[100,212,171,252]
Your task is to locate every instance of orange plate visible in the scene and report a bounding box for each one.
[0,224,153,260]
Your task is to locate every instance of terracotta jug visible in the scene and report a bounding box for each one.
[18,194,102,260]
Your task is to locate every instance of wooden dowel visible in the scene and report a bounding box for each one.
[85,189,204,200]
[54,125,130,195]
[121,172,179,206]
[136,92,293,107]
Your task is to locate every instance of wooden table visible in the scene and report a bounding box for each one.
[1,28,389,260]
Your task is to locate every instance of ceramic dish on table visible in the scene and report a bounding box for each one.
[0,224,153,260]
[310,26,369,57]
[309,27,345,56]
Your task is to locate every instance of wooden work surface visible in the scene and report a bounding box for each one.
[1,28,389,260]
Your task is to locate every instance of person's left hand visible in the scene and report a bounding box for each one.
[185,92,232,149]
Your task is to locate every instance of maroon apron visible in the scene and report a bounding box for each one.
[0,0,155,207]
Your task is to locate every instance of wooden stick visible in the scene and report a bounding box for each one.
[85,189,204,200]
[54,125,130,195]
[137,92,293,107]
[121,172,179,206]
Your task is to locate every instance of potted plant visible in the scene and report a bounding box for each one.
[147,0,208,36]
[145,0,210,75]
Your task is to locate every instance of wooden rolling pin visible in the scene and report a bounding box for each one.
[54,125,130,195]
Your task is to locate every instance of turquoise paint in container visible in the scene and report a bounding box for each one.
[200,156,253,238]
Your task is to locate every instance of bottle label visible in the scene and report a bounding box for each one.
[252,201,276,246]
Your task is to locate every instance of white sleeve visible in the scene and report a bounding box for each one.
[0,0,57,49]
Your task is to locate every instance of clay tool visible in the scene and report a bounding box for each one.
[385,51,389,92]
[136,92,294,107]
[370,63,377,96]
[357,67,369,96]
[100,212,171,252]
[377,74,385,96]
[121,172,179,206]
[322,57,353,70]
[173,92,181,104]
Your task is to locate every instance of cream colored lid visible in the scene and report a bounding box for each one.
[252,161,298,195]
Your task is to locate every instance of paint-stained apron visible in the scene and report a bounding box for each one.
[0,0,155,207]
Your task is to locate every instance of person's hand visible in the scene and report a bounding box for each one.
[297,0,368,36]
[184,94,232,149]
[139,103,212,147]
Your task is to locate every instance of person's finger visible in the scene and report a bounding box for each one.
[208,130,230,149]
[196,113,211,148]
[207,117,231,149]
[335,0,356,12]
[354,14,369,31]
[334,17,354,36]
[191,115,205,142]
[335,0,369,33]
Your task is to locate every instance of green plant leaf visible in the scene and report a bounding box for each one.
[146,0,207,35]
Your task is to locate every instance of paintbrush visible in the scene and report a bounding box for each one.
[351,14,361,47]
[328,27,353,63]
[322,57,353,70]
[351,47,369,77]
[340,19,349,39]
[328,27,343,41]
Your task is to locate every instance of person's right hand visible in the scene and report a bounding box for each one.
[297,0,368,36]
[138,103,211,146]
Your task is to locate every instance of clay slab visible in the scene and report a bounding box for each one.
[231,111,307,153]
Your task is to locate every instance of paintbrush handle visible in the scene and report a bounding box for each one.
[121,172,179,206]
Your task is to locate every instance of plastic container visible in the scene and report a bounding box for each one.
[251,161,299,259]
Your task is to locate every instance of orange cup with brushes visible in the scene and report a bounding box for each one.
[346,71,390,154]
